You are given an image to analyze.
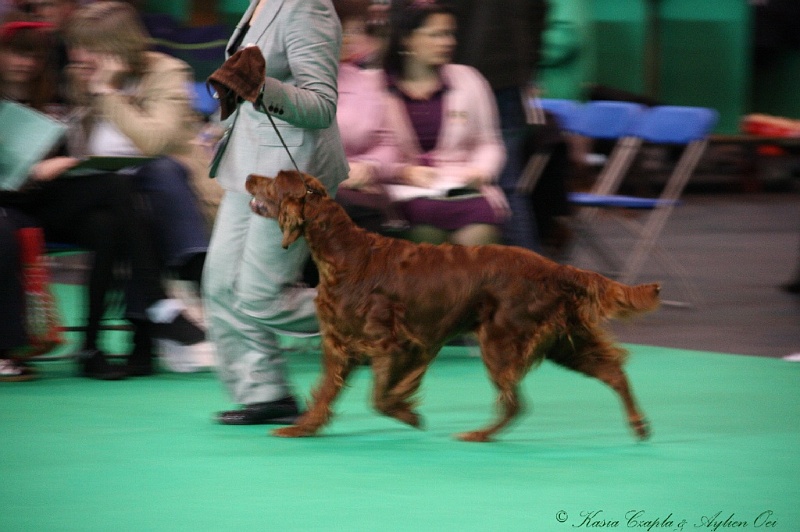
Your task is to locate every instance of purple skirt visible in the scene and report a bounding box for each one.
[397,195,501,231]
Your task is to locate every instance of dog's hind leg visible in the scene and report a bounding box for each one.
[549,331,651,440]
[272,339,356,438]
[456,335,527,443]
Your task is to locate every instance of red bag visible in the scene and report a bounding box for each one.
[16,227,64,356]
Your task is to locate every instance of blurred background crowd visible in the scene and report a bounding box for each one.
[1,0,798,382]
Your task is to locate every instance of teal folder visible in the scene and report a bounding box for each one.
[65,155,154,176]
[0,100,68,191]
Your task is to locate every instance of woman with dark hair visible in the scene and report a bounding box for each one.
[380,0,508,246]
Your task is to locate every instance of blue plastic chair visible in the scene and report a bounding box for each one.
[569,100,647,195]
[143,13,229,81]
[554,101,648,274]
[567,105,719,306]
[570,100,645,140]
[537,98,582,132]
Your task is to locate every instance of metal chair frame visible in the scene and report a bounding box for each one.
[566,104,719,306]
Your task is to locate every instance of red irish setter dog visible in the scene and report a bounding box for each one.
[246,170,660,442]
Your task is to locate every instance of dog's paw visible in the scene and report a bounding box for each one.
[271,425,316,438]
[455,430,493,443]
[393,409,423,429]
[630,417,652,441]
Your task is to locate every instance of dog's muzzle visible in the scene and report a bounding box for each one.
[249,196,270,217]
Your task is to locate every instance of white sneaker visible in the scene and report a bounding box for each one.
[783,353,800,362]
[157,339,217,373]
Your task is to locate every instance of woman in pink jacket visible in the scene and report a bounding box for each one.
[332,0,400,235]
[381,0,507,246]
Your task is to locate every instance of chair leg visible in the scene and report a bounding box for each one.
[619,140,708,306]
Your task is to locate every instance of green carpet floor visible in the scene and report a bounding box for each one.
[2,337,798,531]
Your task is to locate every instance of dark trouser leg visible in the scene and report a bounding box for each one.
[130,157,210,270]
[494,87,542,252]
[71,210,118,350]
[0,212,27,351]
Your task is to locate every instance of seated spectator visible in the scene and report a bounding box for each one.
[332,0,401,235]
[63,1,212,367]
[15,0,78,107]
[381,0,507,246]
[452,0,549,252]
[65,2,208,286]
[1,12,204,379]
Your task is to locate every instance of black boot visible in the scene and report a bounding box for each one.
[126,319,156,376]
[79,349,127,380]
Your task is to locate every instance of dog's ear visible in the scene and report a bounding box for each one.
[278,196,304,249]
[272,171,309,248]
[275,170,308,200]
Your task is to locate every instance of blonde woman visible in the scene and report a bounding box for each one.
[64,1,210,374]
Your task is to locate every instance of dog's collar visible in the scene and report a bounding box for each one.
[299,185,325,223]
[305,186,324,197]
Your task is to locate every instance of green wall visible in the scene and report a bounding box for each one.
[144,0,191,23]
[589,0,648,95]
[589,0,751,134]
[535,0,753,133]
[144,0,248,30]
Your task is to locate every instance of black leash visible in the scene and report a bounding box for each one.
[255,90,302,175]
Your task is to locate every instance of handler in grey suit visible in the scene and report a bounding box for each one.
[204,0,349,425]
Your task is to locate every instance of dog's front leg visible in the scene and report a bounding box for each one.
[272,340,354,438]
[371,351,429,429]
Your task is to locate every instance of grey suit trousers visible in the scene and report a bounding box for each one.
[203,190,318,404]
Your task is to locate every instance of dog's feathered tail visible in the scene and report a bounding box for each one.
[601,280,661,320]
[561,265,660,323]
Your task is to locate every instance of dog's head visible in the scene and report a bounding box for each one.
[245,170,328,248]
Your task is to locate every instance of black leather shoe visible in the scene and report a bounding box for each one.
[79,350,128,381]
[216,397,301,425]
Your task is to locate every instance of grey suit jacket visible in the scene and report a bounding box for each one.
[214,0,348,194]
